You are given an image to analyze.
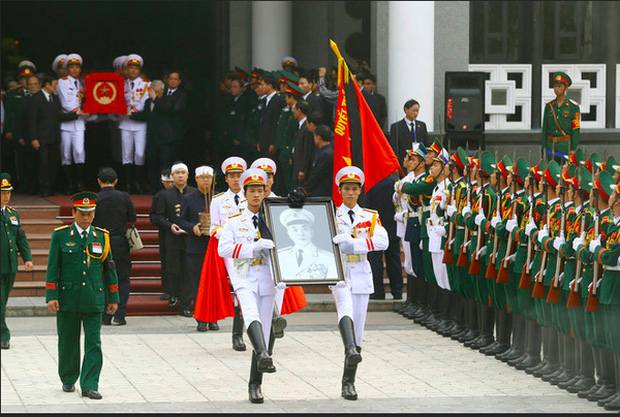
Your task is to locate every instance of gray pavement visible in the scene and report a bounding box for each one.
[1,311,612,413]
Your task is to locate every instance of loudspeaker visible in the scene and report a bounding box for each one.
[445,72,486,133]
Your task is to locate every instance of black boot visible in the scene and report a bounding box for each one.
[246,321,274,373]
[470,305,494,350]
[482,310,511,356]
[550,334,577,385]
[122,164,133,193]
[542,330,565,381]
[517,320,542,370]
[248,351,264,403]
[441,292,465,337]
[579,346,603,398]
[588,349,616,402]
[498,314,525,362]
[272,306,287,339]
[533,328,559,378]
[232,306,247,351]
[432,288,453,333]
[62,165,75,195]
[603,355,620,411]
[339,317,362,369]
[565,340,596,393]
[75,163,86,191]
[458,299,480,343]
[342,348,360,400]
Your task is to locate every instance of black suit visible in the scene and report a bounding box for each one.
[365,176,403,298]
[389,118,430,171]
[291,119,315,187]
[303,143,333,197]
[258,92,284,154]
[151,185,197,310]
[303,92,325,125]
[222,90,252,161]
[28,91,78,194]
[365,91,387,132]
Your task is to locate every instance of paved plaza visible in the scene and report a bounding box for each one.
[0,310,612,413]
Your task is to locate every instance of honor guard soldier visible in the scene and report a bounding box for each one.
[210,157,248,350]
[218,168,282,404]
[45,192,120,400]
[52,54,68,78]
[332,166,389,400]
[119,54,150,194]
[1,173,34,349]
[57,53,88,194]
[542,72,580,160]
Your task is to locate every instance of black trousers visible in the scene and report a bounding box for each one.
[369,238,403,297]
[103,236,131,320]
[159,230,169,294]
[146,142,173,193]
[405,217,425,281]
[166,248,192,311]
[36,143,60,193]
[186,252,206,306]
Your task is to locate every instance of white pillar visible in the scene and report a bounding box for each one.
[388,1,435,131]
[252,1,292,70]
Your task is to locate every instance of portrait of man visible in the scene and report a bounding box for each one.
[275,207,338,281]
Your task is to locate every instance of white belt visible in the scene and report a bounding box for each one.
[427,218,445,227]
[408,211,422,220]
[346,254,367,262]
[605,265,620,272]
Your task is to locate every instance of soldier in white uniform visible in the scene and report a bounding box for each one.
[52,54,67,78]
[210,156,248,351]
[119,54,150,193]
[332,166,389,400]
[57,53,88,194]
[218,168,283,404]
[250,157,278,198]
[428,149,451,291]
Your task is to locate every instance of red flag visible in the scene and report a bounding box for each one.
[332,59,353,206]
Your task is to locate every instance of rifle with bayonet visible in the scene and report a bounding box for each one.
[468,148,484,276]
[586,174,601,313]
[486,149,502,279]
[443,139,455,264]
[567,167,586,308]
[497,149,519,284]
[547,163,568,304]
[532,142,552,299]
[457,142,472,268]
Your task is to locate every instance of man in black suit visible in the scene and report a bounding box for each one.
[362,74,388,132]
[299,73,325,125]
[16,75,41,194]
[161,71,187,162]
[291,104,317,187]
[28,74,79,196]
[150,162,196,315]
[222,76,251,162]
[389,99,430,172]
[303,125,334,197]
[257,73,284,157]
[365,176,403,300]
[149,168,174,300]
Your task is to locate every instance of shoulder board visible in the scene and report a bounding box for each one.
[54,225,70,231]
[364,208,378,214]
[94,226,109,234]
[62,77,68,80]
[6,205,14,213]
[213,192,225,198]
[228,212,241,219]
[569,99,579,106]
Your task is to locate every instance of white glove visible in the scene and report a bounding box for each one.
[474,213,485,226]
[446,205,457,217]
[557,272,564,284]
[537,225,549,243]
[214,228,223,239]
[588,279,602,292]
[333,233,354,245]
[504,253,516,264]
[528,195,533,205]
[462,206,471,216]
[525,220,536,237]
[253,238,275,255]
[617,257,620,268]
[394,211,404,223]
[553,236,566,251]
[276,282,287,291]
[477,245,487,257]
[463,240,471,250]
[491,216,502,229]
[506,218,518,233]
[572,236,584,252]
[438,192,448,210]
[419,241,423,250]
[589,238,601,253]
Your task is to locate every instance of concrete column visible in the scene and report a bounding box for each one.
[229,1,252,71]
[252,1,292,70]
[388,1,435,130]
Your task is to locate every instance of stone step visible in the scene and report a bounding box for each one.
[11,205,59,219]
[24,233,54,249]
[20,218,65,234]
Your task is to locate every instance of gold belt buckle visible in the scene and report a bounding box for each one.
[251,258,262,266]
[348,254,360,262]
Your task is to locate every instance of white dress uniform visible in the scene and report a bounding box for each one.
[57,72,86,165]
[218,208,278,345]
[429,177,450,290]
[333,203,389,346]
[393,170,416,275]
[118,74,150,165]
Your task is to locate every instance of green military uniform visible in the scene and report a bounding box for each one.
[1,174,33,346]
[275,82,304,193]
[45,192,119,393]
[541,72,580,158]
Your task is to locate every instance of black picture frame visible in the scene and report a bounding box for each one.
[262,197,346,286]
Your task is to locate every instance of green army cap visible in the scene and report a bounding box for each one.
[561,163,577,185]
[478,151,495,178]
[451,147,468,171]
[586,153,602,174]
[284,81,304,97]
[532,159,547,182]
[511,157,529,185]
[406,142,426,160]
[573,166,592,193]
[1,173,13,191]
[544,160,561,188]
[280,70,299,85]
[428,138,442,155]
[70,191,98,212]
[553,72,572,88]
[594,170,614,200]
[492,155,512,179]
[596,155,618,176]
[566,148,586,167]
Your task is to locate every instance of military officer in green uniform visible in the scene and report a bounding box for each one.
[1,173,34,349]
[45,192,119,400]
[274,82,304,193]
[542,72,580,160]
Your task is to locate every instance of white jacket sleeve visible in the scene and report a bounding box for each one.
[350,222,389,254]
[217,220,256,259]
[57,79,80,113]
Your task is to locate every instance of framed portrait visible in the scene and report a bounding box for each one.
[262,197,346,285]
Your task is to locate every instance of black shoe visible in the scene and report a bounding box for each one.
[603,393,620,411]
[82,389,103,400]
[101,317,112,326]
[459,330,480,344]
[599,391,618,407]
[579,383,602,398]
[197,322,208,332]
[469,335,494,350]
[533,363,559,378]
[549,369,576,386]
[208,322,219,331]
[160,293,171,301]
[233,335,247,351]
[369,294,385,300]
[587,383,617,402]
[180,309,192,318]
[482,342,510,356]
[515,355,541,371]
[497,348,524,363]
[557,374,582,390]
[249,383,264,403]
[113,317,127,326]
[566,376,596,393]
[525,358,547,374]
[342,382,358,400]
[169,297,179,308]
[62,384,75,392]
[272,316,287,339]
[0,340,9,349]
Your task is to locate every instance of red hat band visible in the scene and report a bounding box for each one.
[544,169,558,188]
